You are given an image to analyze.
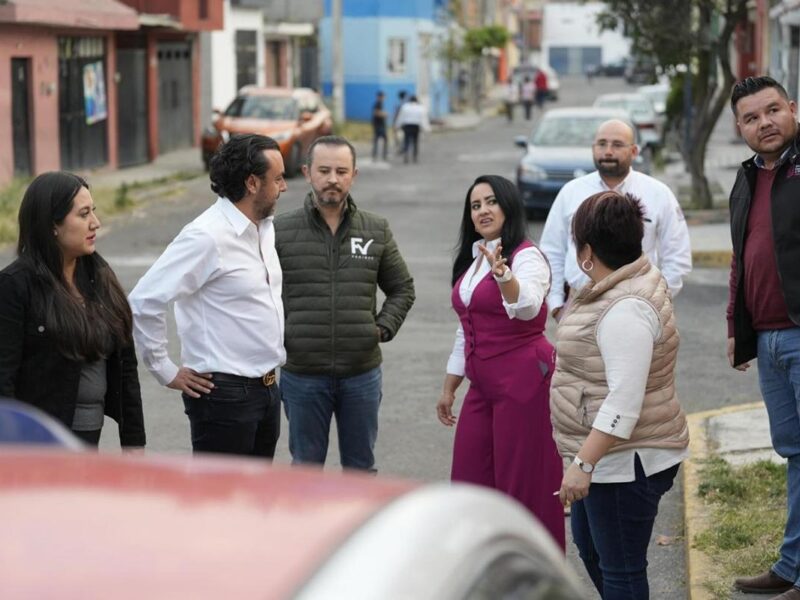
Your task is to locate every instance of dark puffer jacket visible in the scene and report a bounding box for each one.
[275,194,415,376]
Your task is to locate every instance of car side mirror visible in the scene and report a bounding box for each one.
[299,111,313,122]
[514,135,528,148]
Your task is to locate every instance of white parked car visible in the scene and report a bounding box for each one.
[637,82,670,116]
[593,92,663,149]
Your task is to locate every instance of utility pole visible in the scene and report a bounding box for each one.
[332,0,345,124]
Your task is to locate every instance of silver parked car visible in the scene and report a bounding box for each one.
[593,92,663,149]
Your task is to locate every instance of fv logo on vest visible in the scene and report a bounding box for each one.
[350,237,375,260]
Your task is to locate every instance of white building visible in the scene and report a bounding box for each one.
[541,1,630,75]
[200,0,320,118]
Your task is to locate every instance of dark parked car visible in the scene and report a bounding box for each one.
[625,59,657,84]
[514,107,641,219]
[588,59,627,77]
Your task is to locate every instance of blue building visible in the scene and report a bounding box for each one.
[320,0,451,121]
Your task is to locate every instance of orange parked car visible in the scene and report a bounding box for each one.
[201,87,334,176]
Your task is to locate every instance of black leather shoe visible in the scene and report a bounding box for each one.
[734,570,793,594]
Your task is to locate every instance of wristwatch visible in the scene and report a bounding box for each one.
[573,455,595,473]
[493,267,513,283]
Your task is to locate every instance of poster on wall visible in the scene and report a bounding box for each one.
[83,61,107,125]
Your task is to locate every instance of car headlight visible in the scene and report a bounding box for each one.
[518,162,546,182]
[272,130,293,142]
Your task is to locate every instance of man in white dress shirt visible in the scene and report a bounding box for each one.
[540,119,692,321]
[128,134,288,456]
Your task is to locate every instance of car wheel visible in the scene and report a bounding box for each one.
[287,143,302,178]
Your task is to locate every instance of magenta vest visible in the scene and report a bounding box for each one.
[452,240,549,362]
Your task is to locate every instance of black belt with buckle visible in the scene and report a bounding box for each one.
[211,370,277,387]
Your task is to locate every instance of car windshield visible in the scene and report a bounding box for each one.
[531,116,609,147]
[595,98,653,119]
[225,96,298,120]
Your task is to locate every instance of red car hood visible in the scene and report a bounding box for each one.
[0,451,415,600]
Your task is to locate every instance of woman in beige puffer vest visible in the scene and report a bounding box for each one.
[550,191,689,600]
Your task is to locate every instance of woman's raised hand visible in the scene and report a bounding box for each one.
[477,243,508,279]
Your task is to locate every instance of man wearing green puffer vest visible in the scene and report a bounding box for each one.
[275,136,415,472]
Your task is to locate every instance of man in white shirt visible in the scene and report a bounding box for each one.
[540,119,692,320]
[395,95,431,164]
[128,134,288,456]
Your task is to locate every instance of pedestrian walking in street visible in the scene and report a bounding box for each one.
[0,171,145,449]
[539,119,692,323]
[552,191,689,600]
[128,134,287,457]
[371,91,388,162]
[535,68,549,110]
[727,76,800,600]
[436,175,565,550]
[504,77,519,122]
[275,135,415,472]
[392,90,407,155]
[395,95,431,164]
[521,76,535,120]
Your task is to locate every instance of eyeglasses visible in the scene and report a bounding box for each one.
[593,141,633,150]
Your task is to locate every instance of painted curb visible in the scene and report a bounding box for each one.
[691,250,731,269]
[684,402,765,600]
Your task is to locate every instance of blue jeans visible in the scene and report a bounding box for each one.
[280,367,382,472]
[570,456,679,599]
[182,373,281,458]
[757,328,800,585]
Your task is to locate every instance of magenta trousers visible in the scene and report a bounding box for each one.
[451,339,565,551]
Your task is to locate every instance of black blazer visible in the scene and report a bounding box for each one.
[0,259,145,446]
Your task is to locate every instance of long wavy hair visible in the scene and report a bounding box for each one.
[451,175,528,287]
[17,171,132,361]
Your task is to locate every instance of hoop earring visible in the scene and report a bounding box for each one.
[581,258,594,272]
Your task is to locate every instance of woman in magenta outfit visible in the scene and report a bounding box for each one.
[437,174,565,550]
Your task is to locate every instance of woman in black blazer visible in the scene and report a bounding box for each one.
[0,171,145,448]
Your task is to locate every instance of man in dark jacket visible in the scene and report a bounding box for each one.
[727,76,800,599]
[275,135,415,472]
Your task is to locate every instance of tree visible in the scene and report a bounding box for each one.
[597,0,749,208]
[462,25,510,113]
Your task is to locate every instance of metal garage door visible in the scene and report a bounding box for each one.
[157,41,193,154]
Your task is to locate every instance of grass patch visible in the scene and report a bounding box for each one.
[334,120,374,143]
[694,457,785,599]
[0,170,201,246]
[0,178,29,245]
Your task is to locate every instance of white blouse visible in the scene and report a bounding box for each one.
[446,239,550,377]
[591,297,688,483]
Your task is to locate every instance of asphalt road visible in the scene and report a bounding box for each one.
[0,75,762,598]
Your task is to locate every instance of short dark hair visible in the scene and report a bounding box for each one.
[730,76,790,115]
[572,191,644,270]
[452,175,528,286]
[208,133,280,202]
[305,135,357,168]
